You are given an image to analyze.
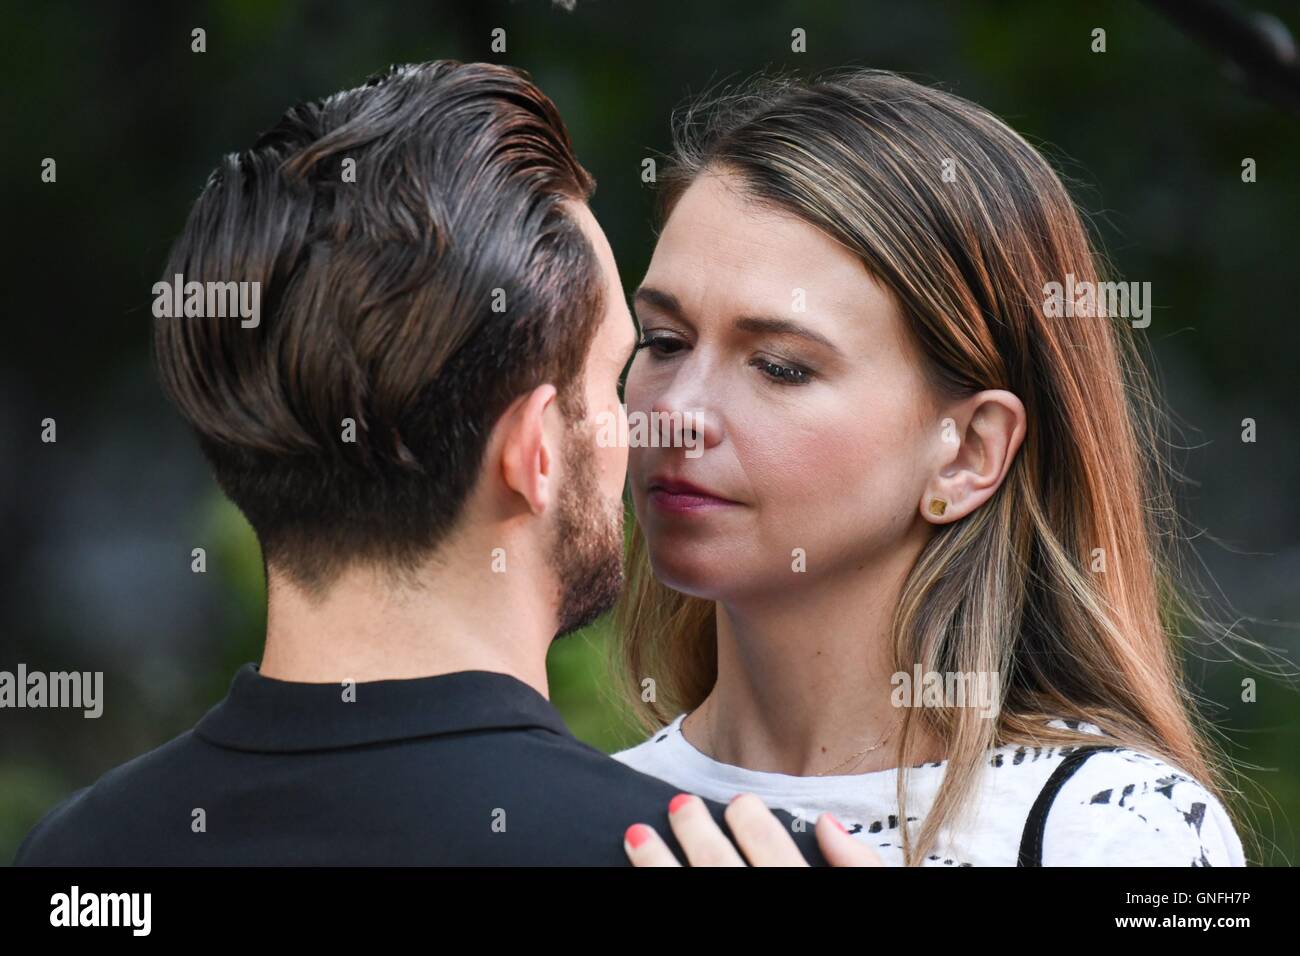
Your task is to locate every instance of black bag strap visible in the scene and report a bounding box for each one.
[1017,744,1121,867]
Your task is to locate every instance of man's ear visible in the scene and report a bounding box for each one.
[920,389,1026,524]
[498,384,560,516]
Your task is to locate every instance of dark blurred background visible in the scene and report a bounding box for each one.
[2,0,1297,865]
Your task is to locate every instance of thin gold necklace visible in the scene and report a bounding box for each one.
[688,702,901,777]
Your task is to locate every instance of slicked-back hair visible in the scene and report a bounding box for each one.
[154,61,604,593]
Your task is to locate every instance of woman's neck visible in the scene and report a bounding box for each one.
[689,547,947,777]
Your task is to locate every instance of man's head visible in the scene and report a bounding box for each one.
[154,61,634,636]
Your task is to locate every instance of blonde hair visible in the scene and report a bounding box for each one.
[612,68,1277,866]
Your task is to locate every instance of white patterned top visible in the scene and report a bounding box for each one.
[612,715,1246,866]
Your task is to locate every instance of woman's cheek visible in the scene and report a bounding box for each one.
[754,405,892,534]
[737,400,846,488]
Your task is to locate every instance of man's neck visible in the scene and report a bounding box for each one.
[258,547,557,697]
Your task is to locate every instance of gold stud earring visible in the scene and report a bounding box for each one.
[928,498,948,517]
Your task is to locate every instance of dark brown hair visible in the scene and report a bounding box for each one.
[154,61,604,593]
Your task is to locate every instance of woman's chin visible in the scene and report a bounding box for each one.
[646,548,771,602]
[646,551,731,600]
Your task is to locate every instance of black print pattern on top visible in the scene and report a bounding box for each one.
[613,714,1246,866]
[827,738,1118,867]
[1062,748,1222,867]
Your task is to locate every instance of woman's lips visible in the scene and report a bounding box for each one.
[646,477,740,513]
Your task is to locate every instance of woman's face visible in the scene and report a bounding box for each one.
[624,169,943,601]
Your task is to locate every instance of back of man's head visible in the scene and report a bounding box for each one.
[153,61,604,594]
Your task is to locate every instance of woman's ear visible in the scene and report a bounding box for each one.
[498,384,559,516]
[920,389,1026,523]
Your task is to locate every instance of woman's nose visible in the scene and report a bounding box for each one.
[649,387,722,455]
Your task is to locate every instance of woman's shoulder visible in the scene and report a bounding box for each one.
[1036,724,1246,866]
[610,713,689,773]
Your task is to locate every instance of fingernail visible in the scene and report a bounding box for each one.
[668,793,693,815]
[826,812,848,834]
[625,824,652,849]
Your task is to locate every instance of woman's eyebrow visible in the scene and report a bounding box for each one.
[634,286,845,357]
[734,316,845,357]
[633,285,688,323]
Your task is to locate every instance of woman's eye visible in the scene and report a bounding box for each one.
[751,356,813,385]
[635,333,685,356]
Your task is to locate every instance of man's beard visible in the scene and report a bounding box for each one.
[550,421,626,640]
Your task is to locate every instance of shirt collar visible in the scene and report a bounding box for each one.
[194,662,573,753]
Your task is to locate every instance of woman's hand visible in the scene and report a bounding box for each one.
[624,793,884,866]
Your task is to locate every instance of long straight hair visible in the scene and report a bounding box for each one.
[612,68,1270,866]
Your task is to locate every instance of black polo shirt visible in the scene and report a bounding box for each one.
[14,663,829,866]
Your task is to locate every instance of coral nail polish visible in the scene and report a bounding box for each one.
[668,793,693,815]
[625,824,651,849]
